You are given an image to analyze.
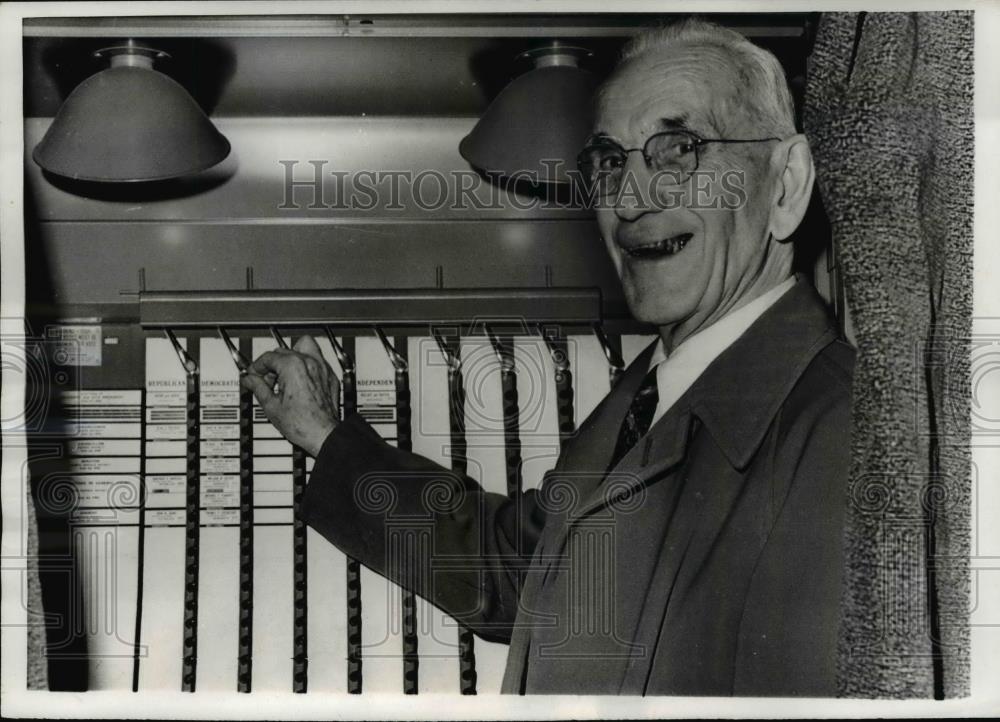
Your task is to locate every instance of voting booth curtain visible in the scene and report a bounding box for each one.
[803,11,974,699]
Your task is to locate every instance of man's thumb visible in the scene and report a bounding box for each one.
[293,334,325,363]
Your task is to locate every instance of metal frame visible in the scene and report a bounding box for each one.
[139,288,603,328]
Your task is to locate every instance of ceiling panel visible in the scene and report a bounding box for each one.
[23,13,812,118]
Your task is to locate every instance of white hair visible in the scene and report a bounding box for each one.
[602,18,797,138]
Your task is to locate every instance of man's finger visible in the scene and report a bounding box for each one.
[241,371,277,407]
[329,372,341,414]
[248,349,298,377]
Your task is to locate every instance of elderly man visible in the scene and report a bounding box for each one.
[243,19,854,696]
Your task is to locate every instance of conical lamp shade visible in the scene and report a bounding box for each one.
[460,50,596,185]
[33,48,230,183]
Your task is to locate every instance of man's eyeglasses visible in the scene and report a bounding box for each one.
[576,130,781,198]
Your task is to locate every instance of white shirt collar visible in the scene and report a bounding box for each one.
[647,276,797,426]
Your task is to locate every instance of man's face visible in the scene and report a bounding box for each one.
[594,46,777,331]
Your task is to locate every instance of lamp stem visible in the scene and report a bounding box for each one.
[534,52,579,69]
[109,52,155,70]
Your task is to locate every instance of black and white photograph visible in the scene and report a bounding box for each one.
[0,1,997,718]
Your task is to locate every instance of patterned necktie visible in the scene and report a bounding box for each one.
[609,366,660,469]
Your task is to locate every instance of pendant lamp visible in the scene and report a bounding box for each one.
[33,40,231,183]
[459,42,595,185]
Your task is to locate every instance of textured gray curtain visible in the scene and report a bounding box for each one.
[803,11,973,699]
[27,489,48,689]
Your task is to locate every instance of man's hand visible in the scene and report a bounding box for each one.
[241,335,341,456]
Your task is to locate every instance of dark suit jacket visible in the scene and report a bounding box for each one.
[303,278,855,695]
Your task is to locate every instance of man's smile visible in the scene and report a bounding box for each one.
[618,232,694,259]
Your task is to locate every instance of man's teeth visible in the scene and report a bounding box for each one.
[624,233,693,258]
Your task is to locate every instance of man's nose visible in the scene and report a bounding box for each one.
[613,151,657,222]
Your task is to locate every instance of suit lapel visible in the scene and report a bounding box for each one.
[584,408,701,692]
[618,419,753,692]
[501,354,658,695]
[553,340,658,503]
[576,404,693,519]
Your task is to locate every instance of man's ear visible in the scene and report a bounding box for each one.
[767,134,815,242]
